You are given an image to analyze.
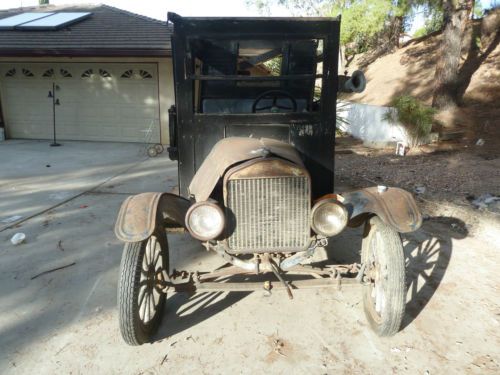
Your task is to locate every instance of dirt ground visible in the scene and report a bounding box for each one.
[1,198,499,374]
[1,141,499,374]
[335,136,500,226]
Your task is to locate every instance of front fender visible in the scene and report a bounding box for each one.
[341,187,422,233]
[115,192,190,242]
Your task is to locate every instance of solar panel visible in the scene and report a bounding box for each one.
[0,12,54,29]
[18,12,91,30]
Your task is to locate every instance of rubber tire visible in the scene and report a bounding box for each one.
[154,144,164,154]
[118,229,168,345]
[361,216,406,337]
[147,147,158,158]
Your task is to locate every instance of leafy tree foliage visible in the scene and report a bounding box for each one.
[332,0,394,51]
[413,6,444,37]
[246,0,439,53]
[248,0,335,16]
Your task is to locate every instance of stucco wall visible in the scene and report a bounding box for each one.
[337,101,408,147]
[0,56,175,144]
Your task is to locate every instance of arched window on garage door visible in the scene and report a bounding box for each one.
[42,68,55,78]
[81,69,95,79]
[5,68,16,77]
[139,70,152,79]
[60,69,72,78]
[99,69,111,78]
[120,69,133,79]
[120,69,153,79]
[22,68,34,77]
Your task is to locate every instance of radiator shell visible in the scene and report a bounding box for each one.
[223,158,311,253]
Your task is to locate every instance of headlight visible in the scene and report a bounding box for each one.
[311,199,348,237]
[185,201,225,241]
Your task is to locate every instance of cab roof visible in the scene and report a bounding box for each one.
[167,12,340,36]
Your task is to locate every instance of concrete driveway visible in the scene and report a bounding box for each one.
[0,141,499,374]
[0,140,174,231]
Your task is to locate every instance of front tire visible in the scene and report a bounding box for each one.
[118,229,168,345]
[361,216,406,337]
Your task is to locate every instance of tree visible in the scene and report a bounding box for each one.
[412,3,445,38]
[432,0,474,109]
[331,0,394,51]
[247,0,334,16]
[39,0,50,5]
[247,0,441,55]
[247,0,401,53]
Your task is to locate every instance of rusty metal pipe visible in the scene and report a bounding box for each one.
[192,277,361,292]
[279,238,326,270]
[212,244,259,272]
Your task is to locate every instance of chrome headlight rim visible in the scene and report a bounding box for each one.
[311,198,348,237]
[185,201,225,241]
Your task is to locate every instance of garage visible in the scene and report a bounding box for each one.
[0,63,160,142]
[0,4,174,144]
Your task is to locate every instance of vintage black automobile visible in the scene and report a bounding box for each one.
[115,13,422,345]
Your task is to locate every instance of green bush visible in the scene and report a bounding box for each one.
[384,95,436,146]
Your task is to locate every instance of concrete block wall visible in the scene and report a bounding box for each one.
[337,101,409,147]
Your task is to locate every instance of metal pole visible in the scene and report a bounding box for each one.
[50,82,61,147]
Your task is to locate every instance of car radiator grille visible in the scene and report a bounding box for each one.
[226,176,310,252]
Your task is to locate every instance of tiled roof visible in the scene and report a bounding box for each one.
[0,4,172,57]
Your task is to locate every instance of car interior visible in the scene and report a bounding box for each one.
[188,38,323,114]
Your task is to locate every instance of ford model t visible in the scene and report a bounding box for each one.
[115,13,422,345]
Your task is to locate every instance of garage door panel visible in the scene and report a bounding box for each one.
[80,126,117,137]
[0,63,160,142]
[1,78,52,139]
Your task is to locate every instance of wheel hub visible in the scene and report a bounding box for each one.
[366,257,385,315]
[146,266,157,289]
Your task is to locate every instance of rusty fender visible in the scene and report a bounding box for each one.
[115,192,191,242]
[340,187,422,233]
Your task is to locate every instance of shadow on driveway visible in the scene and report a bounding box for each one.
[0,140,150,231]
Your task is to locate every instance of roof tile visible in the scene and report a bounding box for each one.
[0,4,172,56]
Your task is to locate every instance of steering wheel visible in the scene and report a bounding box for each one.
[252,90,298,113]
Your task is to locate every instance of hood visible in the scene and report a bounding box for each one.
[189,137,304,202]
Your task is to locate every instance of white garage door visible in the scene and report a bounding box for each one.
[0,63,160,143]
